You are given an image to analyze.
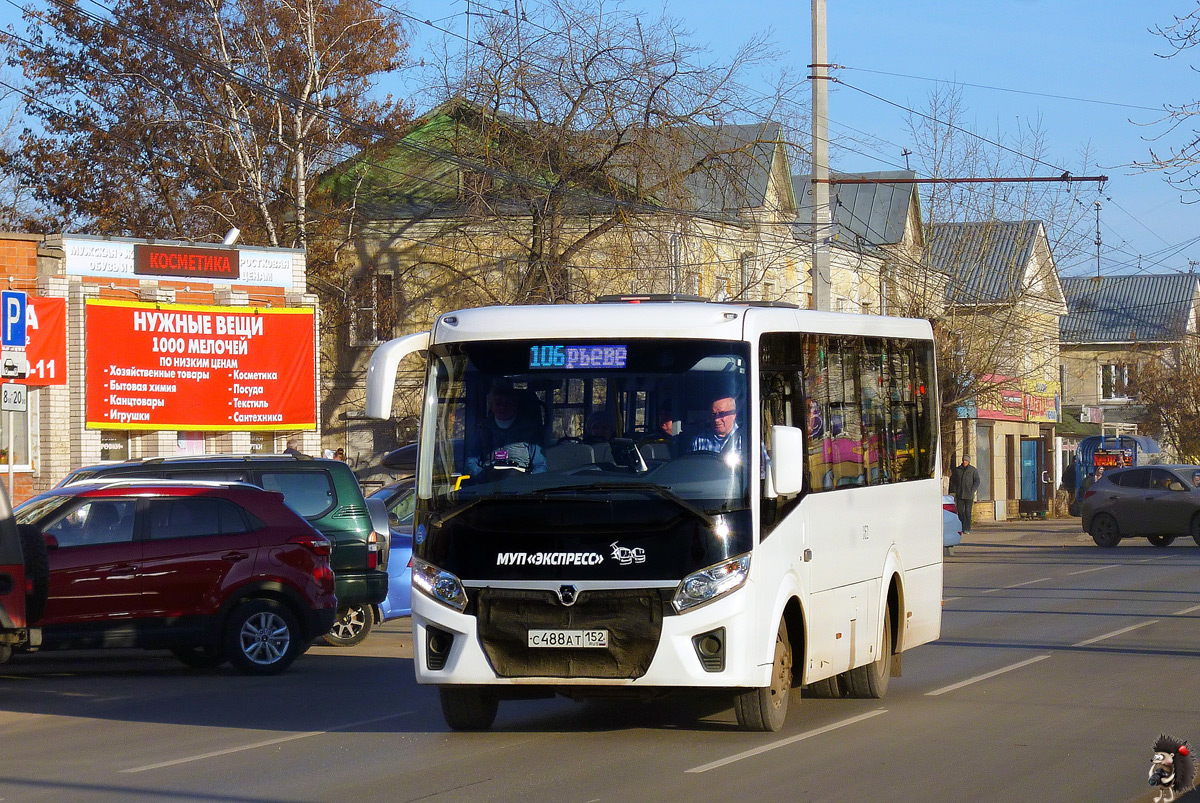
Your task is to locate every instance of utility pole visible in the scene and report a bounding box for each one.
[1094,200,1102,281]
[810,0,832,312]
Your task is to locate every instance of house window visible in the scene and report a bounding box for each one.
[351,273,397,345]
[1100,363,1133,400]
[0,407,30,467]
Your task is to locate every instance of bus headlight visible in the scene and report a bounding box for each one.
[412,558,468,612]
[672,554,750,613]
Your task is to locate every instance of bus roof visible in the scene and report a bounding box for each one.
[431,301,934,344]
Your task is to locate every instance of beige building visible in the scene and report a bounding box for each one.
[929,220,1066,521]
[1059,273,1200,459]
[325,101,835,468]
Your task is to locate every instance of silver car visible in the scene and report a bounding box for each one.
[1081,465,1200,547]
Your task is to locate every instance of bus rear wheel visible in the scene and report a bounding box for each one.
[733,620,792,732]
[845,607,892,699]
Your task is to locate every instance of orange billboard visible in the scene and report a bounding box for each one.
[85,299,315,431]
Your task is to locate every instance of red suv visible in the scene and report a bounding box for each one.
[15,480,337,675]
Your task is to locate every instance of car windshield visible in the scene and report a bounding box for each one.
[14,493,72,525]
[419,338,752,515]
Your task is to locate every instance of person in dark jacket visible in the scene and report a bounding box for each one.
[464,379,547,476]
[948,455,981,532]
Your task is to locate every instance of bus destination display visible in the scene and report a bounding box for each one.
[528,344,627,370]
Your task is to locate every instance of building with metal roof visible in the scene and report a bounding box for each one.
[1058,273,1200,443]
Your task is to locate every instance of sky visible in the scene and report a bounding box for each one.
[2,0,1197,278]
[395,0,1200,279]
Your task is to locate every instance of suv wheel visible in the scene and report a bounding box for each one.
[171,646,227,669]
[17,524,49,624]
[1089,513,1121,548]
[322,603,374,647]
[223,599,301,675]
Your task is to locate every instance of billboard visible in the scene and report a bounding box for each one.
[85,299,315,431]
[21,297,67,386]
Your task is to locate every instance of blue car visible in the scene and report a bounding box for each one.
[369,480,415,620]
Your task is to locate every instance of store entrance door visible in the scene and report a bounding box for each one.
[1019,436,1049,516]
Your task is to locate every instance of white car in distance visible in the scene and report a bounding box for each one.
[943,495,963,552]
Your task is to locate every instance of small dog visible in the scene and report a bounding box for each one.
[1149,734,1194,803]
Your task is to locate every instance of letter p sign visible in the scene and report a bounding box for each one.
[1,291,26,348]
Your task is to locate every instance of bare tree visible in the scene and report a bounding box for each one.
[1135,7,1200,194]
[382,0,798,305]
[1132,340,1200,461]
[896,84,1099,466]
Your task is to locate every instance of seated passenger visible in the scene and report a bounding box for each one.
[584,410,617,444]
[464,379,547,476]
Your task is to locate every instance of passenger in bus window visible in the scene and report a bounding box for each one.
[464,379,547,476]
[806,398,823,439]
[584,410,617,443]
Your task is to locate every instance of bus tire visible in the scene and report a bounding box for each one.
[733,620,791,732]
[440,686,499,731]
[805,674,844,698]
[846,607,891,699]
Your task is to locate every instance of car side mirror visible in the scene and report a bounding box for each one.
[43,533,59,550]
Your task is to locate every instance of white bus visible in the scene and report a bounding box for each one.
[366,296,942,732]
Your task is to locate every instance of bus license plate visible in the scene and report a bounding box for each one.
[528,629,608,648]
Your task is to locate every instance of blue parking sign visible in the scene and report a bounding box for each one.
[1,291,25,348]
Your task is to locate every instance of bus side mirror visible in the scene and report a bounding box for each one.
[770,425,806,496]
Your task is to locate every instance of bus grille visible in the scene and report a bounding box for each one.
[475,588,663,679]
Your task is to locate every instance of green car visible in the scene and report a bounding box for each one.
[58,454,387,646]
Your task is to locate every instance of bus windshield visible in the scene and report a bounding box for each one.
[421,339,752,515]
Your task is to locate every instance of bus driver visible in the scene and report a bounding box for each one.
[464,379,547,476]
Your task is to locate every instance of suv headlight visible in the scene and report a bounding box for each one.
[412,558,468,612]
[672,554,750,613]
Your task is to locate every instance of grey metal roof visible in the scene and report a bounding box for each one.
[928,220,1045,305]
[792,170,918,246]
[673,122,785,215]
[1060,273,1199,343]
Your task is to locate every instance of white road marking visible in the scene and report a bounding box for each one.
[980,577,1053,593]
[1066,564,1119,576]
[685,709,887,773]
[925,655,1051,697]
[1072,620,1159,647]
[1172,603,1200,616]
[121,712,413,773]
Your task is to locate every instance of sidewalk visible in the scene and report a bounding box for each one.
[956,515,1093,548]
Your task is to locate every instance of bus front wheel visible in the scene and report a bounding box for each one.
[440,686,499,731]
[733,620,792,732]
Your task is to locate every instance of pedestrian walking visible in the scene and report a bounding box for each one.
[948,455,981,532]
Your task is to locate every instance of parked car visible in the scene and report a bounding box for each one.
[368,479,415,621]
[942,495,963,550]
[15,480,337,673]
[0,480,46,663]
[1081,464,1200,547]
[58,454,387,647]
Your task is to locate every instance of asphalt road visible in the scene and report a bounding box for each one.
[2,519,1199,802]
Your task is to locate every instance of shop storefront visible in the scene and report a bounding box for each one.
[957,374,1060,522]
[0,233,318,502]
